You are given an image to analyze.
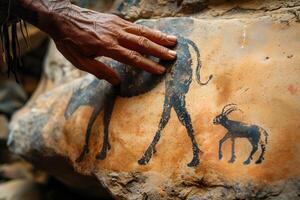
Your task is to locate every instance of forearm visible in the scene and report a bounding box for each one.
[4,0,177,84]
[11,0,73,37]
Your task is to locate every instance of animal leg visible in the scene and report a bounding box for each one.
[256,129,268,164]
[219,133,230,160]
[96,94,116,160]
[138,98,172,165]
[76,106,102,163]
[228,138,236,163]
[173,96,200,167]
[255,143,266,164]
[244,143,258,165]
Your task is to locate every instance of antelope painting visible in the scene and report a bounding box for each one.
[213,104,268,165]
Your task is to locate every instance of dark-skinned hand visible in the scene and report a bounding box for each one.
[13,0,177,85]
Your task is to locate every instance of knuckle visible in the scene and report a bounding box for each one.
[105,24,115,31]
[156,31,167,41]
[107,42,119,49]
[123,25,135,32]
[127,50,141,62]
[105,43,119,54]
[137,37,150,48]
[160,46,169,55]
[106,14,119,23]
[118,32,130,41]
[113,30,123,39]
[99,35,118,48]
[110,14,120,21]
[137,25,147,36]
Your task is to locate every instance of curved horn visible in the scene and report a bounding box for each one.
[225,106,243,116]
[221,103,236,114]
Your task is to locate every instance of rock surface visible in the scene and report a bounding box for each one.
[8,2,300,200]
[0,115,8,140]
[0,180,41,200]
[0,81,27,117]
[111,0,300,21]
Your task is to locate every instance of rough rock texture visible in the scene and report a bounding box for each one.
[112,0,208,20]
[111,0,300,21]
[8,1,300,199]
[0,115,8,140]
[0,161,47,183]
[0,81,27,117]
[0,180,41,200]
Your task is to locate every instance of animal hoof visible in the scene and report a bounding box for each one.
[96,150,107,160]
[218,154,223,160]
[75,157,83,163]
[153,147,157,154]
[76,148,89,163]
[255,160,261,164]
[187,158,199,167]
[243,160,250,165]
[138,158,148,165]
[255,159,263,164]
[138,148,153,165]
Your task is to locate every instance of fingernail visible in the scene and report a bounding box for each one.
[167,35,177,42]
[168,50,177,58]
[157,66,166,74]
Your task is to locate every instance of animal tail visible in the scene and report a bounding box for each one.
[260,128,269,144]
[186,39,213,86]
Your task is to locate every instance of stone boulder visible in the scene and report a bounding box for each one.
[8,15,300,200]
[111,0,300,22]
[0,180,41,200]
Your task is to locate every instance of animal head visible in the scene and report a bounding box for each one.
[213,104,242,125]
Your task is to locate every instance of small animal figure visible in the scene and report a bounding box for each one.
[213,104,268,165]
[138,37,213,167]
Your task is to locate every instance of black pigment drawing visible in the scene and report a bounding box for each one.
[64,80,116,162]
[64,37,212,166]
[138,38,213,167]
[213,104,268,165]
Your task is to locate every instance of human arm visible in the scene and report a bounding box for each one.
[7,0,177,85]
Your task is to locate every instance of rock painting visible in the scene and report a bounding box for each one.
[138,38,212,167]
[64,80,116,162]
[64,37,212,167]
[213,104,268,165]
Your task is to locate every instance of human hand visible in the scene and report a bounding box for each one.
[38,2,177,85]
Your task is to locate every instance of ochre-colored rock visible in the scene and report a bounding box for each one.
[111,0,300,22]
[8,15,300,200]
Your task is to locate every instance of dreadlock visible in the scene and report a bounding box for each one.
[0,0,28,82]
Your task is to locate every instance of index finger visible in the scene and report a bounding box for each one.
[105,45,166,74]
[124,24,177,47]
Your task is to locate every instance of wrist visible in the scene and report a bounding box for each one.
[12,0,71,37]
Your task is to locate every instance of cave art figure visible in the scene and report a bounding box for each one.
[64,37,212,167]
[138,38,212,167]
[213,104,268,165]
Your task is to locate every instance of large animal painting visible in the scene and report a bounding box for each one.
[64,36,212,167]
[213,104,268,165]
[138,38,212,167]
[64,80,116,162]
